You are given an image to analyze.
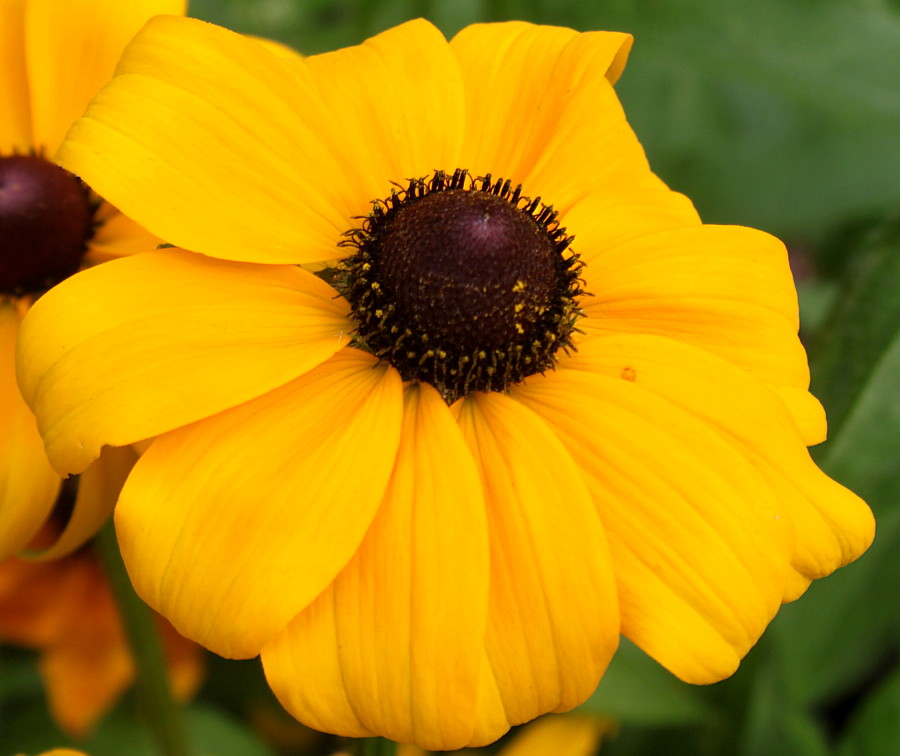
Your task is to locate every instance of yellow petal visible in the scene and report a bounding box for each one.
[18,248,350,475]
[56,15,358,264]
[502,714,613,756]
[84,203,164,264]
[305,19,465,212]
[262,583,373,739]
[25,0,186,154]
[0,0,31,151]
[25,446,138,561]
[513,351,797,683]
[564,334,874,582]
[0,301,60,559]
[456,392,619,726]
[116,349,403,659]
[563,184,701,268]
[263,382,495,749]
[577,224,814,413]
[452,22,644,213]
[767,383,828,446]
[250,35,303,60]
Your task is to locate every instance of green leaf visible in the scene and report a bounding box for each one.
[809,214,900,452]
[837,664,900,756]
[578,639,712,726]
[0,699,277,756]
[80,702,277,756]
[0,648,44,702]
[602,0,900,243]
[759,216,900,708]
[739,660,831,756]
[183,704,278,756]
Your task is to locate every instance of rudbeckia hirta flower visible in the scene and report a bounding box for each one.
[0,0,185,560]
[0,533,203,736]
[18,16,874,749]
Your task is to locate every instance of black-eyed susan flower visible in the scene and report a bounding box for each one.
[17,17,875,750]
[0,536,203,736]
[0,0,185,560]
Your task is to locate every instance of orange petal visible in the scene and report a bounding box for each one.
[456,392,619,725]
[116,349,403,659]
[513,351,797,683]
[25,0,186,153]
[18,248,350,475]
[0,555,83,645]
[157,615,204,702]
[452,22,644,213]
[0,301,60,559]
[0,0,31,151]
[38,557,131,737]
[263,382,495,749]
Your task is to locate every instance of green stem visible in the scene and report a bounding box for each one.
[95,520,192,756]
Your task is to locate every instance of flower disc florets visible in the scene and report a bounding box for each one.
[340,169,584,402]
[0,152,96,296]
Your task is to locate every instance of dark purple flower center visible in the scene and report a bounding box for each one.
[0,153,95,296]
[340,169,584,402]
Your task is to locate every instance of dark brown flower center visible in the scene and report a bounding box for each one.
[0,153,95,296]
[340,169,584,402]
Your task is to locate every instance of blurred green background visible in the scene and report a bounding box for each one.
[2,1,898,755]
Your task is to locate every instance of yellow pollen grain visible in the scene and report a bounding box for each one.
[512,280,527,293]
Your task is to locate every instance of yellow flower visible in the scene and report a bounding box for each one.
[0,533,203,736]
[0,0,186,560]
[17,17,874,749]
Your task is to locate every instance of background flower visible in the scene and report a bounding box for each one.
[0,0,185,561]
[0,537,203,737]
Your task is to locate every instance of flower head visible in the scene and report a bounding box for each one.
[17,17,875,749]
[0,0,186,560]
